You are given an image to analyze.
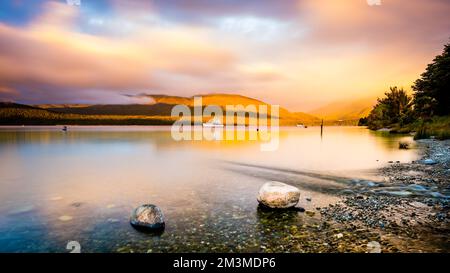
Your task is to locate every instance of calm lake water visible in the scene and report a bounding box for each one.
[0,126,419,252]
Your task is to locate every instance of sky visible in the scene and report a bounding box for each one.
[0,0,449,111]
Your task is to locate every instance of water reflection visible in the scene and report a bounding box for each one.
[0,126,419,252]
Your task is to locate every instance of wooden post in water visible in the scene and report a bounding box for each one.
[320,119,323,138]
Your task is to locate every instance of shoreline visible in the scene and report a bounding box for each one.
[319,139,450,252]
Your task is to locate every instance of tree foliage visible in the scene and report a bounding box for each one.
[366,87,412,129]
[412,42,450,117]
[364,40,449,130]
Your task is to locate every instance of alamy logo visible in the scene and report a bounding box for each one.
[66,0,81,6]
[367,0,381,6]
[170,97,280,151]
[66,241,81,253]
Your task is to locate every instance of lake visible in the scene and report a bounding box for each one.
[0,126,419,252]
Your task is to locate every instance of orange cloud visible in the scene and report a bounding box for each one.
[0,2,236,99]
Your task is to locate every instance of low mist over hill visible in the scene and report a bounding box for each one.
[309,97,377,122]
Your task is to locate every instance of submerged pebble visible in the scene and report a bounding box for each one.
[130,204,165,232]
[367,241,381,253]
[305,211,315,217]
[422,159,437,165]
[70,202,83,208]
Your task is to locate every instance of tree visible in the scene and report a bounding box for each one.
[412,42,450,117]
[366,86,412,129]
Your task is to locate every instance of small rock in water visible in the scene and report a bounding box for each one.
[70,202,83,208]
[399,142,409,149]
[257,181,301,209]
[305,211,315,217]
[335,233,343,239]
[422,159,437,165]
[130,204,165,232]
[58,215,73,221]
[367,241,381,253]
[306,197,312,202]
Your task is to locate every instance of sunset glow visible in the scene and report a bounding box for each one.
[0,0,449,111]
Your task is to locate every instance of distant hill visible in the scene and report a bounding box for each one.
[40,103,176,116]
[309,97,377,122]
[34,94,320,125]
[1,94,320,125]
[37,104,91,109]
[0,102,174,125]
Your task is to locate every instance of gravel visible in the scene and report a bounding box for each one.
[319,139,450,252]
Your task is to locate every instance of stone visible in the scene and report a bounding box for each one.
[367,241,381,253]
[399,142,409,149]
[130,204,165,231]
[70,202,83,208]
[257,182,301,209]
[305,211,315,217]
[422,159,437,165]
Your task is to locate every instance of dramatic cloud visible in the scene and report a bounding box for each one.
[0,0,449,109]
[0,2,237,103]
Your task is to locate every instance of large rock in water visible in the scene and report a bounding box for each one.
[257,182,301,209]
[130,204,165,231]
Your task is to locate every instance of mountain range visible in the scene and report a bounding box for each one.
[0,94,376,125]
